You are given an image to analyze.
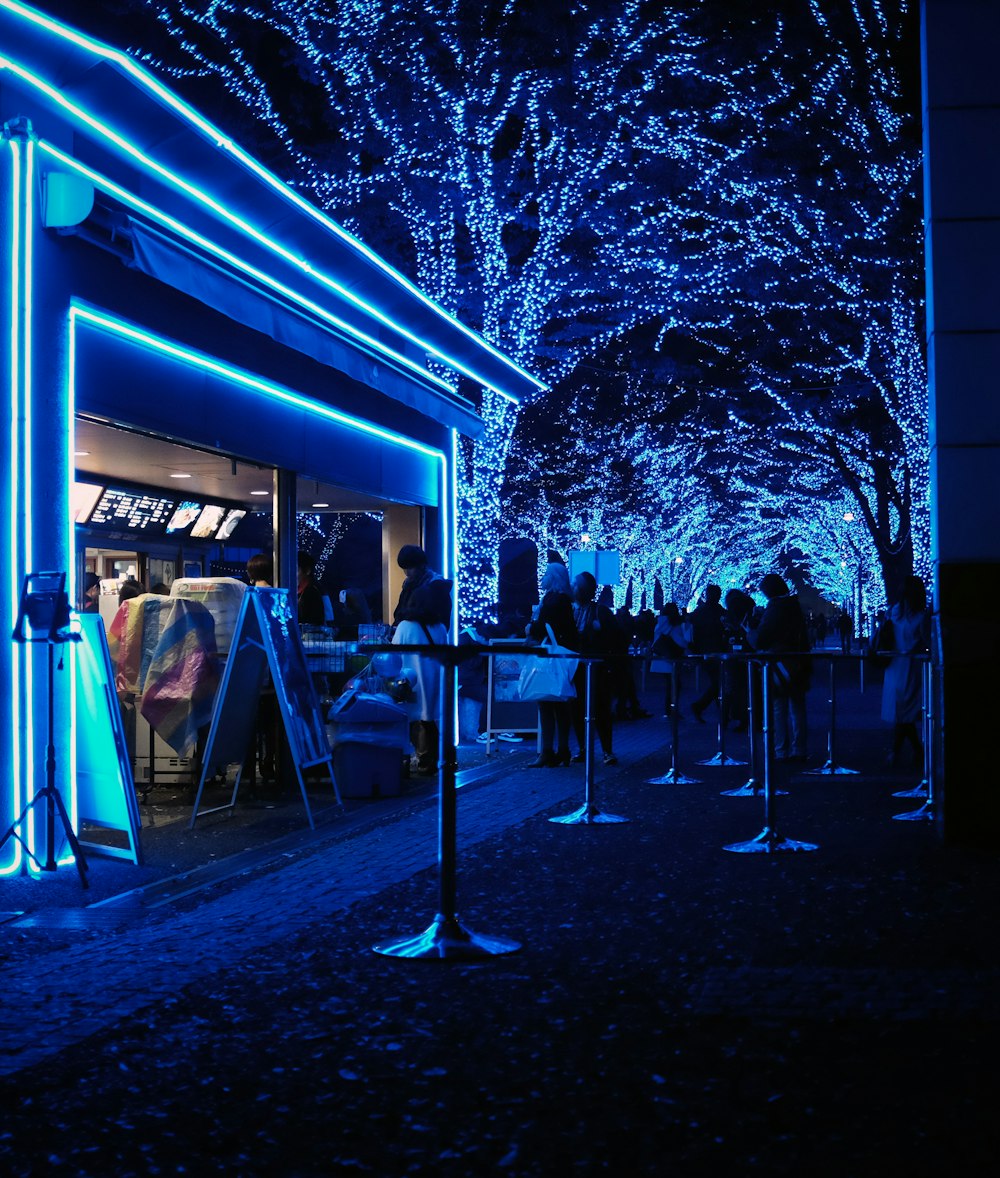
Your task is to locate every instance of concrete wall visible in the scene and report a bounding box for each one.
[923,0,1000,842]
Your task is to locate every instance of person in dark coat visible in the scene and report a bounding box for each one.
[689,584,728,723]
[570,571,617,765]
[296,551,326,626]
[750,573,811,762]
[526,553,577,768]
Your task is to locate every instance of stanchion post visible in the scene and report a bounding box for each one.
[804,655,859,777]
[721,657,773,797]
[893,657,934,822]
[649,657,700,784]
[551,658,628,824]
[374,647,521,958]
[723,657,818,853]
[698,655,747,767]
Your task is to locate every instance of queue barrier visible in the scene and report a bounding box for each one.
[343,638,937,959]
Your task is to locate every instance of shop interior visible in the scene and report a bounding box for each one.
[72,416,415,800]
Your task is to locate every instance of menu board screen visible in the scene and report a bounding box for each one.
[165,501,203,535]
[215,508,247,541]
[88,487,175,532]
[190,504,227,539]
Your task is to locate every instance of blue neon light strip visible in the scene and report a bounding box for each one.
[67,304,79,834]
[0,31,536,404]
[0,0,542,393]
[3,135,24,874]
[70,304,448,466]
[37,141,461,402]
[21,136,36,860]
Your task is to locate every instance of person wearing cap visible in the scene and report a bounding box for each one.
[392,545,453,776]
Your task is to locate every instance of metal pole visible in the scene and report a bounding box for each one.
[699,656,747,767]
[649,658,699,784]
[551,658,628,824]
[374,648,520,958]
[894,658,934,822]
[805,655,859,776]
[724,657,819,853]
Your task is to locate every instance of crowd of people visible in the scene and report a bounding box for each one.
[507,555,931,771]
[239,542,931,780]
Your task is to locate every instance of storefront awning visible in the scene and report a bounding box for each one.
[129,221,485,439]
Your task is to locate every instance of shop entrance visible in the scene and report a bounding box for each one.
[73,416,422,791]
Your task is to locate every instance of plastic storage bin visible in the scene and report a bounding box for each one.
[327,691,409,798]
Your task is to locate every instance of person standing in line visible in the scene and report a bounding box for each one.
[689,584,728,723]
[296,551,326,626]
[391,544,452,776]
[881,575,930,768]
[526,552,577,768]
[570,571,617,765]
[750,574,812,763]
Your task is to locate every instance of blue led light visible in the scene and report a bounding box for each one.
[0,14,537,404]
[32,140,461,401]
[70,303,449,465]
[0,0,542,393]
[2,134,24,875]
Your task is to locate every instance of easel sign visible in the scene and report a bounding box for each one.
[74,613,143,864]
[190,588,340,828]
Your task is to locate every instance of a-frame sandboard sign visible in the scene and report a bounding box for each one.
[190,588,340,828]
[74,613,143,863]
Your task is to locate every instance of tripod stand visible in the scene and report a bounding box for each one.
[0,572,88,888]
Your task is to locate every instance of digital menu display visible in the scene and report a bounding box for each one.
[190,504,227,539]
[88,487,175,532]
[71,481,104,524]
[215,507,247,541]
[165,501,202,535]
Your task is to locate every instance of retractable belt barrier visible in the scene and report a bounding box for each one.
[343,639,935,956]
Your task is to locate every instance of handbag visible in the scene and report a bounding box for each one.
[875,619,896,654]
[517,624,578,702]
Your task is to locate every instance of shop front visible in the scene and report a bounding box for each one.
[0,1,542,874]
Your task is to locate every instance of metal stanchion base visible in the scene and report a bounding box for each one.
[892,801,934,822]
[549,803,629,825]
[647,770,701,784]
[892,783,928,798]
[803,761,860,776]
[720,781,788,797]
[697,753,748,767]
[723,826,819,853]
[373,915,521,960]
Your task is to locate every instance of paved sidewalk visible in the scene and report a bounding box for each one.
[0,672,997,1175]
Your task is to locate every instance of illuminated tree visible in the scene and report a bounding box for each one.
[48,0,925,620]
[509,0,925,611]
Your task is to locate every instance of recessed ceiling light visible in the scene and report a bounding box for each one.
[312,502,330,508]
[73,450,90,457]
[250,490,269,496]
[170,472,192,479]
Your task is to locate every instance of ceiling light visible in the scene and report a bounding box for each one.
[73,449,90,456]
[250,490,269,496]
[170,472,192,479]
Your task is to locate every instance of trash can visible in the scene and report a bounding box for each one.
[326,691,409,798]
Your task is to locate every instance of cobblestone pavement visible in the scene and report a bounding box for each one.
[1,667,998,1174]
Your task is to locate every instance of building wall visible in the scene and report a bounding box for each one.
[923,0,1000,842]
